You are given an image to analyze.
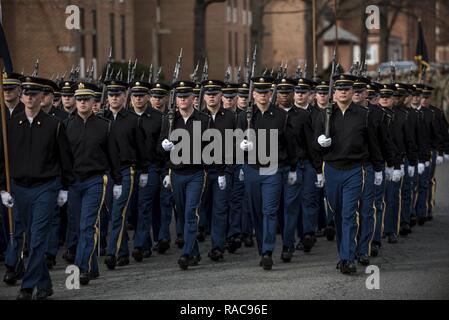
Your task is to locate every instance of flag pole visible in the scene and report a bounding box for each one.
[0,59,14,244]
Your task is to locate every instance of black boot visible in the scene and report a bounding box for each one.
[132,248,144,262]
[280,246,293,263]
[104,255,116,270]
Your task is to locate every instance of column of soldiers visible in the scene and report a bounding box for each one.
[0,57,448,299]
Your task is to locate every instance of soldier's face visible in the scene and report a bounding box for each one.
[379,96,394,108]
[404,95,412,105]
[131,94,148,109]
[316,93,328,106]
[369,97,379,105]
[352,90,367,103]
[294,92,310,106]
[22,91,43,110]
[253,91,271,106]
[62,95,75,109]
[411,95,421,105]
[222,95,237,109]
[421,96,430,107]
[76,97,94,115]
[277,93,291,107]
[393,96,399,105]
[92,102,101,114]
[177,95,194,110]
[53,97,61,107]
[108,92,126,110]
[334,88,354,104]
[150,96,168,109]
[238,96,248,108]
[3,86,21,102]
[204,92,222,108]
[41,92,54,108]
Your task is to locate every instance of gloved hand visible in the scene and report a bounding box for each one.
[240,140,254,152]
[239,169,244,182]
[163,175,172,189]
[57,190,68,207]
[436,156,444,165]
[385,167,394,181]
[400,164,405,177]
[392,170,402,183]
[318,135,332,148]
[425,161,430,168]
[113,185,123,200]
[374,171,383,186]
[408,166,415,178]
[418,163,425,175]
[287,171,297,186]
[1,191,14,208]
[444,154,449,162]
[139,173,148,188]
[162,139,174,152]
[218,176,227,190]
[315,173,324,188]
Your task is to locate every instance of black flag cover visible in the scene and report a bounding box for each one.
[0,21,13,73]
[415,20,430,73]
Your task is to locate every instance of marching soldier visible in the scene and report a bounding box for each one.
[60,81,77,115]
[314,74,383,274]
[92,86,103,115]
[1,76,74,299]
[159,80,210,270]
[65,82,122,285]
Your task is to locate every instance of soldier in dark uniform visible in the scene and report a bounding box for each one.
[60,81,77,115]
[65,82,122,285]
[92,86,103,115]
[1,76,74,299]
[159,80,211,270]
[314,74,383,274]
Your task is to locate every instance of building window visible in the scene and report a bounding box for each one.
[120,15,126,61]
[92,10,97,59]
[227,1,232,23]
[110,13,115,59]
[233,0,238,24]
[366,43,379,66]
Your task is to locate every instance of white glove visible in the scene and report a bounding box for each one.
[287,171,297,186]
[408,166,415,178]
[113,185,123,200]
[218,176,227,190]
[315,173,324,188]
[385,167,394,181]
[318,135,332,148]
[425,161,430,168]
[1,191,14,208]
[418,163,425,175]
[400,164,405,177]
[444,154,449,161]
[436,156,444,165]
[392,170,402,183]
[163,175,172,189]
[240,140,254,152]
[239,169,244,182]
[374,171,383,186]
[139,173,148,188]
[57,190,68,207]
[162,139,174,152]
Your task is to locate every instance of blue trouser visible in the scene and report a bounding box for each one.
[325,164,362,262]
[157,172,177,241]
[70,176,108,274]
[201,170,231,251]
[0,205,8,254]
[427,151,437,216]
[401,161,414,225]
[357,165,375,256]
[416,165,430,218]
[282,164,303,249]
[316,186,329,230]
[107,167,136,258]
[296,161,319,239]
[8,179,58,291]
[244,165,282,256]
[66,180,80,252]
[46,180,63,257]
[384,178,402,235]
[134,166,160,249]
[171,170,205,257]
[227,165,244,239]
[373,168,386,244]
[100,178,113,249]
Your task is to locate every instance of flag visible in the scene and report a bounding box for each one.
[414,20,430,74]
[0,0,13,74]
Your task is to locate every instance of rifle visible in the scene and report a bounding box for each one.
[197,58,209,112]
[390,61,396,84]
[245,55,250,83]
[167,49,183,137]
[313,63,318,81]
[190,61,200,83]
[148,64,154,83]
[325,50,337,138]
[295,63,302,80]
[246,45,257,139]
[125,59,138,109]
[155,67,162,82]
[224,65,232,84]
[270,61,285,107]
[236,66,242,84]
[100,48,113,111]
[32,59,39,77]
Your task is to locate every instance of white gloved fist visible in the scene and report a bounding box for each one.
[385,167,394,181]
[57,190,68,207]
[425,161,430,168]
[163,175,172,189]
[418,163,425,175]
[113,185,123,200]
[1,191,14,208]
[239,169,244,182]
[436,156,444,165]
[392,170,402,183]
[218,176,227,190]
[162,139,175,152]
[374,171,383,186]
[287,171,297,186]
[318,135,332,148]
[139,173,148,188]
[444,154,449,162]
[315,173,325,188]
[240,140,254,152]
[408,166,415,178]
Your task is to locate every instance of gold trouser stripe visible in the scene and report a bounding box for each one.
[88,175,108,273]
[381,199,386,236]
[355,167,366,247]
[396,177,404,235]
[430,177,436,210]
[195,171,208,223]
[115,168,135,257]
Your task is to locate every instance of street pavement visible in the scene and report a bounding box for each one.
[1,164,449,300]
